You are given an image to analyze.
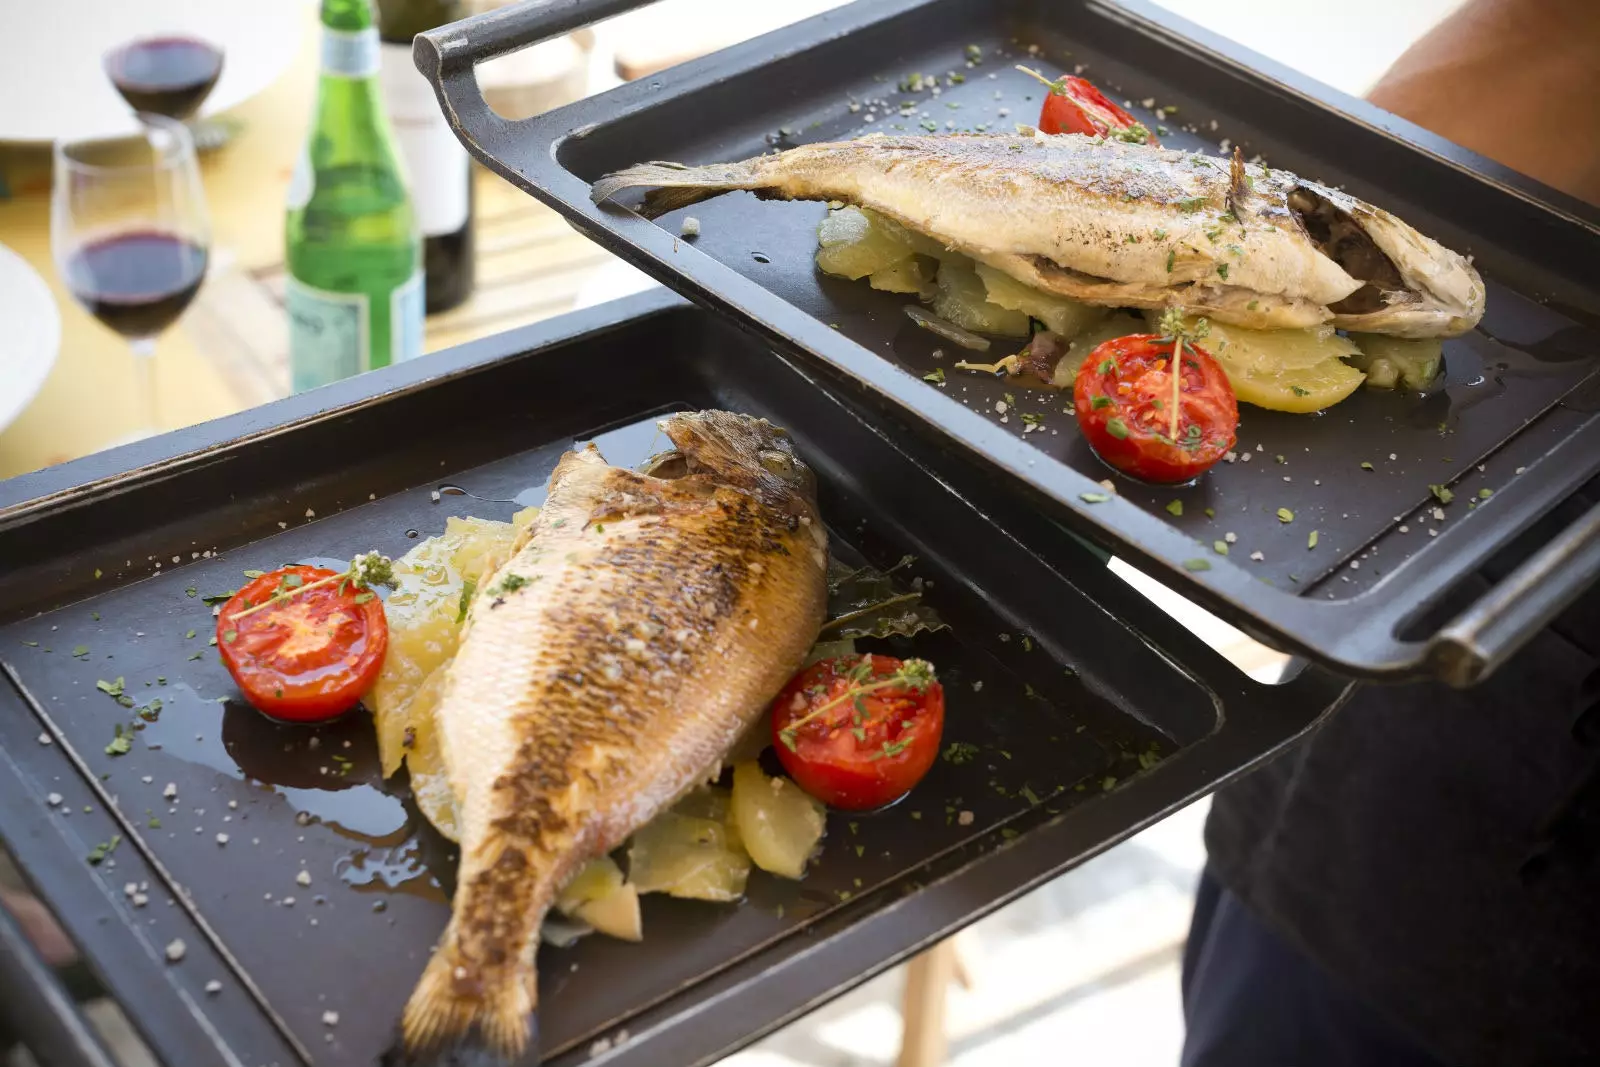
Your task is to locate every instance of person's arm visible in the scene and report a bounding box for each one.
[1366,0,1600,206]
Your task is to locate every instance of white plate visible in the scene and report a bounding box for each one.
[0,0,304,145]
[0,244,61,435]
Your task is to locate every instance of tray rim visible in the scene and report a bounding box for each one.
[0,291,1353,1067]
[415,0,1600,683]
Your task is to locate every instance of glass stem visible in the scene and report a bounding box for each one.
[129,337,159,434]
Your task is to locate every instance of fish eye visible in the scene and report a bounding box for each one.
[759,450,795,475]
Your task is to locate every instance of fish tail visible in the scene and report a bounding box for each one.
[386,927,538,1067]
[589,159,762,218]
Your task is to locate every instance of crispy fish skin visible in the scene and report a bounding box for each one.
[592,132,1484,337]
[394,412,828,1065]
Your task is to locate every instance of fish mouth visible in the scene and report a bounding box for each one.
[1287,186,1408,315]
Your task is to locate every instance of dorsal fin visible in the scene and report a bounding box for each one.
[1227,146,1249,218]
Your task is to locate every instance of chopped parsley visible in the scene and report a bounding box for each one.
[1429,484,1455,505]
[1308,530,1320,549]
[943,741,980,765]
[1105,418,1130,440]
[1165,249,1176,273]
[1176,196,1207,212]
[105,724,132,757]
[1213,540,1229,556]
[488,573,529,597]
[1165,499,1184,517]
[1080,492,1110,503]
[95,677,125,698]
[1290,385,1311,397]
[86,835,121,865]
[1276,507,1295,523]
[1090,395,1113,409]
[1215,263,1229,280]
[1182,558,1211,572]
[1360,461,1374,471]
[923,367,946,384]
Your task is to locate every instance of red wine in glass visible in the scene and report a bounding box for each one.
[103,37,225,120]
[64,231,208,340]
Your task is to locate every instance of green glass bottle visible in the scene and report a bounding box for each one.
[286,0,423,393]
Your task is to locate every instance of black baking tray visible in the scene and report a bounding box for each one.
[414,0,1600,685]
[0,292,1348,1067]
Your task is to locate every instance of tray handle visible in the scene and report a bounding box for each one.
[414,0,658,152]
[1431,500,1600,687]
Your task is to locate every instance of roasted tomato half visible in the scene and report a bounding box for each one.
[1027,70,1160,145]
[1073,333,1238,483]
[216,566,388,723]
[771,654,944,811]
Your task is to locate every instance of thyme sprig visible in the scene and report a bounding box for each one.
[777,655,938,754]
[228,551,395,621]
[1156,308,1210,440]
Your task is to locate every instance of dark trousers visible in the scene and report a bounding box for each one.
[1180,870,1445,1067]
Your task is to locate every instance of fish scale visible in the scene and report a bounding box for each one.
[391,412,828,1066]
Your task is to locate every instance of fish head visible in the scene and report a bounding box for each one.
[657,411,819,513]
[1287,181,1486,337]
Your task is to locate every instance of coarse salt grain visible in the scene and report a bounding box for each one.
[165,939,186,963]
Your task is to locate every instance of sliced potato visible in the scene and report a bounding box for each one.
[447,514,519,583]
[932,261,1032,338]
[1145,313,1367,413]
[574,884,642,942]
[731,761,826,880]
[1349,334,1443,391]
[868,255,938,297]
[974,263,1106,340]
[1054,312,1148,387]
[816,206,944,280]
[371,512,528,837]
[1360,356,1400,390]
[628,812,751,902]
[557,856,641,942]
[402,667,460,841]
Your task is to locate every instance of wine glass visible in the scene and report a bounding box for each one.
[103,36,225,122]
[52,115,211,443]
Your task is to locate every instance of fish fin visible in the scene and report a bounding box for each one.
[391,939,537,1067]
[1227,146,1248,218]
[590,160,760,219]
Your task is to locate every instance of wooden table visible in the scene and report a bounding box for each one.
[0,3,612,481]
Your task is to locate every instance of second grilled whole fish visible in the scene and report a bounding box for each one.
[592,132,1484,338]
[392,411,828,1065]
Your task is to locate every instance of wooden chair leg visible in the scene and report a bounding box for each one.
[896,940,958,1067]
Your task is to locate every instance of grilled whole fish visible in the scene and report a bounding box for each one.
[592,132,1485,338]
[392,411,828,1066]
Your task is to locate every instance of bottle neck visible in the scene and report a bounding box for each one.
[320,0,380,82]
[321,0,375,32]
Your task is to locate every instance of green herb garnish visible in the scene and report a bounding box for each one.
[1277,507,1295,523]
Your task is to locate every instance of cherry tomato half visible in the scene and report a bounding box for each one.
[1073,333,1238,484]
[1035,73,1160,145]
[770,654,944,811]
[216,566,388,723]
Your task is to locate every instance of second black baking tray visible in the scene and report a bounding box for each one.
[414,0,1600,685]
[0,292,1347,1067]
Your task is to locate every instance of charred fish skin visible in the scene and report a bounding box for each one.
[591,132,1484,337]
[392,412,827,1067]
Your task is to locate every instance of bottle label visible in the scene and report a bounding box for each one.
[287,277,369,392]
[391,269,425,364]
[322,27,380,79]
[379,42,470,237]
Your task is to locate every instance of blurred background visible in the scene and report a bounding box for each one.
[0,1,1464,1065]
